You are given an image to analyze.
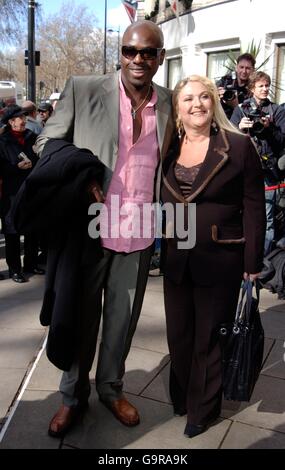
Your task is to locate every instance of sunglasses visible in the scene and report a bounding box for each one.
[121,46,163,61]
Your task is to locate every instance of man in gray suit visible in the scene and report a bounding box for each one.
[35,20,174,437]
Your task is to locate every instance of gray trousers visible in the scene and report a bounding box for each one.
[60,245,152,407]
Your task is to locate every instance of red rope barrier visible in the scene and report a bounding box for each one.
[265,183,285,191]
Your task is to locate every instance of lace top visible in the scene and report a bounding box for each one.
[174,162,202,198]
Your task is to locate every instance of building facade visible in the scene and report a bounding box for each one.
[138,0,285,104]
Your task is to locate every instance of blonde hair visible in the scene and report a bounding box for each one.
[173,74,242,137]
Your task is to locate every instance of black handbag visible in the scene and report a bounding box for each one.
[219,279,264,401]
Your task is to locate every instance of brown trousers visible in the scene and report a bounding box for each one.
[163,275,241,425]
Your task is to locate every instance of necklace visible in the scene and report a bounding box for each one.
[131,86,151,120]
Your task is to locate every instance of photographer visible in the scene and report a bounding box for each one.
[216,53,255,119]
[231,71,285,255]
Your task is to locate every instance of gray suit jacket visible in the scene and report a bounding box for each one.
[35,72,174,197]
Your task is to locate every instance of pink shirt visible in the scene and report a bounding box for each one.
[100,76,159,253]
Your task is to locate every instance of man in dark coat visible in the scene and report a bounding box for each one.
[231,71,285,255]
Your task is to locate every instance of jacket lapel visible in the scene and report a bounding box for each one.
[100,73,119,149]
[185,129,229,202]
[154,84,173,158]
[163,129,230,203]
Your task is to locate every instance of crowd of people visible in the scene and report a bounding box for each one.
[0,19,284,440]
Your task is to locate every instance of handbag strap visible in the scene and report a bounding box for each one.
[234,281,248,323]
[245,280,260,322]
[236,279,260,323]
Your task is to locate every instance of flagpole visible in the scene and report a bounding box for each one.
[103,0,107,74]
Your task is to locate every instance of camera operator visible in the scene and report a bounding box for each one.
[216,53,255,119]
[231,71,285,255]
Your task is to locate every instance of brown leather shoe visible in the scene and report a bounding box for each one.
[102,397,140,426]
[48,403,87,438]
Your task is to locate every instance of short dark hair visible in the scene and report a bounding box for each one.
[37,101,53,113]
[237,53,256,68]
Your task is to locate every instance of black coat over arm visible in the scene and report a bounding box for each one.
[12,139,105,370]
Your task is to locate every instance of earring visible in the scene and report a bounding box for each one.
[177,118,184,140]
[211,121,218,134]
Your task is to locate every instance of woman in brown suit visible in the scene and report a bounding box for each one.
[161,75,266,438]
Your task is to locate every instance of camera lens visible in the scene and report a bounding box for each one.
[252,121,264,134]
[223,89,235,101]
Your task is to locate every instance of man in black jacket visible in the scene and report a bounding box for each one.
[216,53,255,119]
[231,71,285,255]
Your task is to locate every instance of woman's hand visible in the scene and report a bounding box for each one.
[17,159,32,170]
[243,272,260,282]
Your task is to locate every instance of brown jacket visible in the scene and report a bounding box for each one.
[161,129,266,285]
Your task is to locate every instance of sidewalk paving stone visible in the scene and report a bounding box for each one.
[0,273,285,449]
[28,352,61,392]
[0,390,61,449]
[0,368,27,421]
[261,339,285,379]
[122,347,170,396]
[260,309,285,340]
[131,314,168,354]
[0,328,45,369]
[221,421,285,449]
[221,374,285,432]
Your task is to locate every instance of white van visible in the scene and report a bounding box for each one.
[0,81,24,110]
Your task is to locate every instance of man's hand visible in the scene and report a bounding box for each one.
[261,115,270,128]
[217,86,225,99]
[243,272,260,282]
[87,181,105,202]
[239,116,253,131]
[17,159,32,170]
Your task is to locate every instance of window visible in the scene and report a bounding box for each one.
[207,49,240,82]
[276,45,285,104]
[167,57,182,90]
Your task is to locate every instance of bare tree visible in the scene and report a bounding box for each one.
[0,0,27,44]
[35,2,106,95]
[2,1,118,99]
[0,52,9,79]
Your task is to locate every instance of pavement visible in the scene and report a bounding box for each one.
[0,255,285,451]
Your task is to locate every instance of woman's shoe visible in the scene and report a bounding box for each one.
[184,422,207,438]
[23,266,45,275]
[173,406,187,417]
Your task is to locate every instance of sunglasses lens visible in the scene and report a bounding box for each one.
[121,47,161,60]
[122,47,137,60]
[141,48,158,59]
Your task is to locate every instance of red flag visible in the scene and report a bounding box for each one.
[121,1,138,23]
[170,0,179,18]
